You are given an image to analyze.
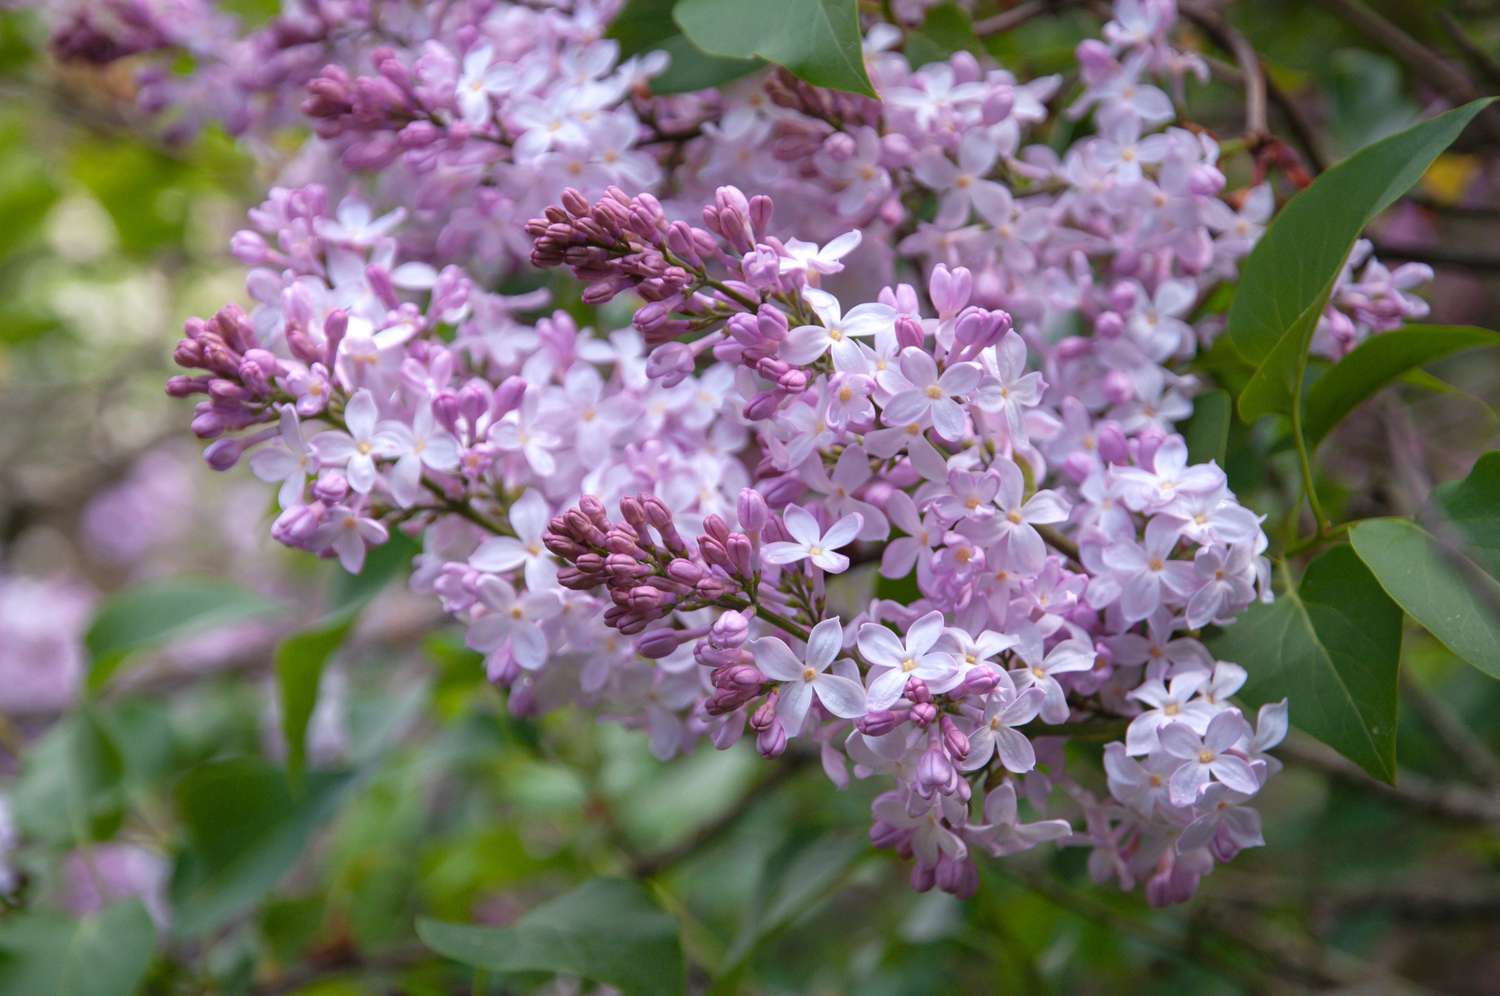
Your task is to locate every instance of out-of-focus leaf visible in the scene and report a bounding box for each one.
[86,577,281,691]
[417,878,684,995]
[609,0,761,93]
[11,708,127,843]
[1302,324,1498,447]
[907,3,983,67]
[1326,48,1418,154]
[1229,99,1494,423]
[171,758,356,937]
[723,834,863,970]
[1433,451,1500,578]
[0,900,156,996]
[329,530,418,611]
[1208,546,1400,782]
[275,612,356,787]
[1182,388,1231,466]
[675,0,876,96]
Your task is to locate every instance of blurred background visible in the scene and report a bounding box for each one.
[2,2,1500,993]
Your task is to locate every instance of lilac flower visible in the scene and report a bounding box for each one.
[249,406,316,508]
[467,576,561,671]
[311,389,387,494]
[963,458,1071,574]
[966,783,1072,856]
[469,489,557,590]
[1011,639,1095,724]
[961,673,1046,773]
[1125,670,1213,754]
[315,504,389,573]
[1113,437,1225,513]
[881,347,982,441]
[1158,712,1260,806]
[782,290,897,368]
[778,231,862,280]
[857,611,958,710]
[375,405,462,507]
[762,504,863,574]
[752,618,868,734]
[1101,517,1198,621]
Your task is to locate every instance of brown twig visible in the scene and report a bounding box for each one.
[1371,240,1500,271]
[1180,1,1267,139]
[1280,734,1500,828]
[973,0,1055,37]
[1437,10,1500,89]
[1403,671,1500,788]
[1318,0,1500,147]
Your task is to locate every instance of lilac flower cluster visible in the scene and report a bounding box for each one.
[122,0,1453,905]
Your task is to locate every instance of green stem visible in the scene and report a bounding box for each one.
[1289,364,1330,535]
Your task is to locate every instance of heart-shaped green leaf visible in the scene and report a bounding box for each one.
[675,0,876,97]
[1208,546,1400,781]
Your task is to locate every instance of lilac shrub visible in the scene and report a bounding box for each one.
[36,0,1447,905]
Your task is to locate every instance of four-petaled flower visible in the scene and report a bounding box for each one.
[763,504,863,573]
[857,610,959,710]
[753,617,868,734]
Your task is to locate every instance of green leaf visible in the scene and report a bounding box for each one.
[674,0,876,97]
[1349,522,1500,683]
[329,530,418,611]
[1229,98,1494,423]
[1208,546,1400,781]
[275,611,356,787]
[721,834,863,975]
[86,578,282,691]
[609,0,761,94]
[906,3,983,67]
[171,758,356,937]
[1433,451,1500,578]
[1181,388,1231,466]
[417,878,684,996]
[0,900,156,996]
[1302,324,1498,447]
[11,708,127,844]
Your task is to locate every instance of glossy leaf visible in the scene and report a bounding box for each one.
[1208,546,1400,782]
[1229,98,1494,423]
[675,0,876,97]
[86,578,281,691]
[171,758,356,937]
[417,878,684,995]
[1303,324,1498,447]
[0,900,156,996]
[1182,388,1231,466]
[1350,521,1500,683]
[609,0,761,94]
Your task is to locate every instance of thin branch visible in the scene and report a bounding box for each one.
[1280,734,1500,828]
[973,0,1054,37]
[1437,10,1500,89]
[1318,0,1500,147]
[1180,1,1266,138]
[1371,240,1500,271]
[1401,670,1500,788]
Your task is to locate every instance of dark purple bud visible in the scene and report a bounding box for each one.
[636,628,684,659]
